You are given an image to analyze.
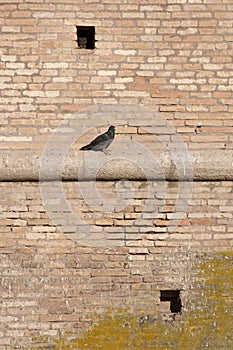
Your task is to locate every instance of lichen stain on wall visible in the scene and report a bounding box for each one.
[36,252,233,350]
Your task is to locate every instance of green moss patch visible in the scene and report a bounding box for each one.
[33,252,233,349]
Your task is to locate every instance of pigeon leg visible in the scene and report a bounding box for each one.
[103,149,111,155]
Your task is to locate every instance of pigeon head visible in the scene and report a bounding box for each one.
[108,126,115,137]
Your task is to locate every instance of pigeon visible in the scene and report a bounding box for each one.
[80,126,115,154]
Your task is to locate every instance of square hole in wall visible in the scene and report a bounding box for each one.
[76,26,95,50]
[160,290,182,313]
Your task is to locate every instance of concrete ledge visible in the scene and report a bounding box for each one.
[0,149,232,181]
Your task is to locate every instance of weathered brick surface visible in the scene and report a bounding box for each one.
[0,0,233,151]
[1,0,233,348]
[0,181,232,347]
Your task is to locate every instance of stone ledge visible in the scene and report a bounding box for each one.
[0,149,232,181]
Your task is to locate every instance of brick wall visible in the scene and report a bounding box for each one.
[1,0,233,152]
[1,0,233,348]
[0,181,233,348]
[1,181,233,251]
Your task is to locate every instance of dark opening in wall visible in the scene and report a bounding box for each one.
[76,26,95,50]
[160,290,182,313]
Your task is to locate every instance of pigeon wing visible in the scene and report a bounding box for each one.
[88,132,110,148]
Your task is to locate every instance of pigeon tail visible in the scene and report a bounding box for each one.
[80,144,92,151]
